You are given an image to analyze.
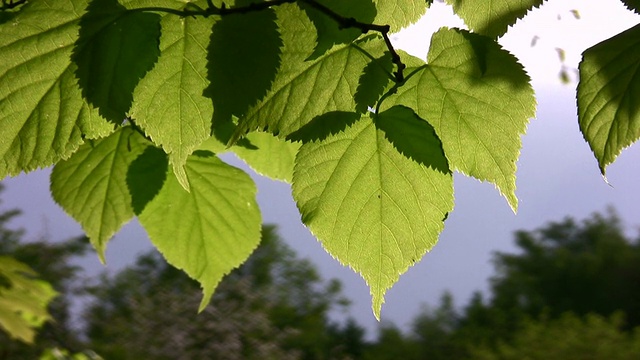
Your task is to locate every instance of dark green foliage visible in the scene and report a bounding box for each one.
[488,209,640,331]
[0,185,92,358]
[83,225,359,359]
[471,312,640,360]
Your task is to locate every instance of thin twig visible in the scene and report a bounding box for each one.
[133,0,406,82]
[298,0,405,82]
[381,32,405,83]
[133,0,297,18]
[298,0,387,32]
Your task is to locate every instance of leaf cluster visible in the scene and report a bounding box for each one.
[0,0,638,317]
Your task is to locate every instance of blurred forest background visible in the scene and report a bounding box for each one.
[1,183,640,359]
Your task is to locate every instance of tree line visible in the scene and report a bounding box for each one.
[1,185,640,359]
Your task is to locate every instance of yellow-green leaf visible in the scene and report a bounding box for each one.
[388,28,535,211]
[292,111,453,318]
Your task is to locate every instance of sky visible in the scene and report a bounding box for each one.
[1,0,640,338]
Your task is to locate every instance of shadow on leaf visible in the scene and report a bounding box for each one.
[355,51,393,113]
[127,145,167,215]
[449,0,544,39]
[205,3,282,145]
[297,0,376,59]
[72,0,161,123]
[375,106,450,174]
[192,150,215,158]
[454,29,529,89]
[287,111,360,143]
[577,23,640,173]
[0,8,18,24]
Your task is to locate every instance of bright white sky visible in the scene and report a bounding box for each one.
[2,0,639,339]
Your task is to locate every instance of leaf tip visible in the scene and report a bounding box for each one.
[89,238,108,265]
[370,284,388,321]
[97,251,107,265]
[601,172,613,187]
[198,282,218,313]
[197,291,213,313]
[507,194,518,214]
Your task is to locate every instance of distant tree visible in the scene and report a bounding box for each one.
[470,312,640,360]
[410,292,464,360]
[83,225,361,360]
[327,318,367,359]
[363,322,419,360]
[0,184,92,359]
[457,209,640,349]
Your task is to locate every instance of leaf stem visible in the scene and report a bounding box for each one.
[374,65,426,114]
[352,41,396,82]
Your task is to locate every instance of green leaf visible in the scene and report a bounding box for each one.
[206,7,282,150]
[231,132,300,183]
[388,28,535,211]
[50,127,152,262]
[577,23,640,175]
[73,0,161,123]
[286,111,361,143]
[375,106,449,173]
[446,0,544,38]
[298,0,376,59]
[138,151,261,311]
[292,114,453,318]
[127,146,168,215]
[130,12,215,190]
[0,256,57,343]
[373,0,429,32]
[231,4,387,143]
[355,52,394,113]
[0,0,113,178]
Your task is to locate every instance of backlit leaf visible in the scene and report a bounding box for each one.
[73,0,161,123]
[206,6,282,146]
[446,0,545,38]
[375,106,449,173]
[231,132,300,183]
[131,11,215,190]
[286,111,361,143]
[50,127,152,261]
[298,0,376,58]
[388,28,535,211]
[232,4,387,143]
[292,114,453,318]
[138,151,261,311]
[355,52,394,113]
[373,0,429,32]
[0,0,113,179]
[577,23,640,175]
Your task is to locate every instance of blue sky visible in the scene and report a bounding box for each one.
[2,0,640,337]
